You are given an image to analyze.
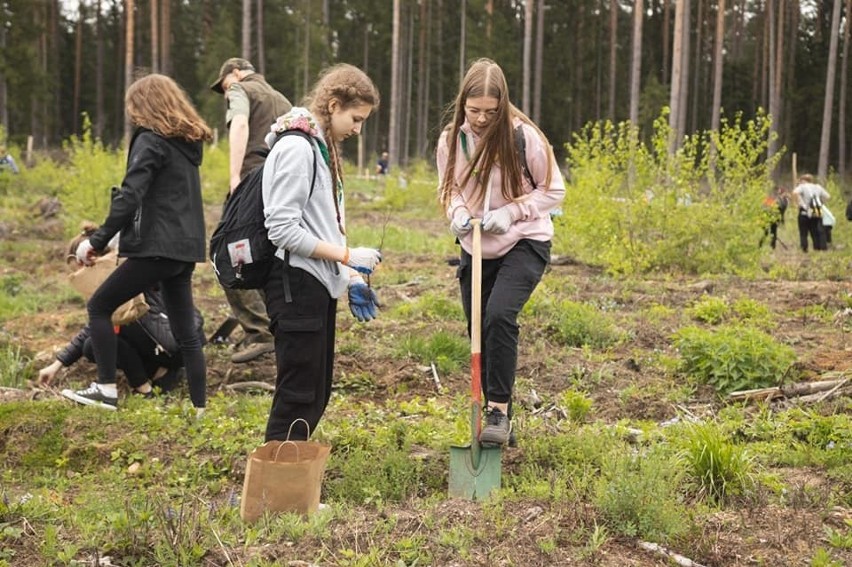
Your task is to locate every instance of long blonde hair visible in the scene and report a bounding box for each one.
[305,64,379,233]
[438,58,554,209]
[125,74,212,142]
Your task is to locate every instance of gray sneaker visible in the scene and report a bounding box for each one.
[61,382,118,411]
[480,407,511,446]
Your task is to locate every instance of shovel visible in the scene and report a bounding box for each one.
[448,219,502,500]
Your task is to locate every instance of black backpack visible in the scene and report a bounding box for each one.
[209,129,317,290]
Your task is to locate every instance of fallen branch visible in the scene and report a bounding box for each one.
[794,380,850,405]
[224,381,274,392]
[638,541,707,567]
[728,378,849,403]
[430,362,444,394]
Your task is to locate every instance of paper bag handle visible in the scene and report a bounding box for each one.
[286,418,311,441]
[272,440,300,462]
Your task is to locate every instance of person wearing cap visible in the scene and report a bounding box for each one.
[211,58,293,364]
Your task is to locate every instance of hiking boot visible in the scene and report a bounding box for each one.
[480,407,511,446]
[231,342,275,363]
[61,382,118,411]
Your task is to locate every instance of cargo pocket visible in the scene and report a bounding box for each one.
[270,316,324,404]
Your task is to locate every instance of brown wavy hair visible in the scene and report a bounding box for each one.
[305,64,379,233]
[438,58,555,209]
[125,74,212,142]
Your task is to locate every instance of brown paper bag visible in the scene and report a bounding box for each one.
[239,438,331,522]
[69,252,149,326]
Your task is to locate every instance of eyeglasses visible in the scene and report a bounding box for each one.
[464,107,498,119]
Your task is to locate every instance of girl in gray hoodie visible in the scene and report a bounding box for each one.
[261,64,382,442]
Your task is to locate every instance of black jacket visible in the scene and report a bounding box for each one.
[55,288,204,367]
[89,128,206,262]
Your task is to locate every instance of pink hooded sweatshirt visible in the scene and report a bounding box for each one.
[436,119,566,259]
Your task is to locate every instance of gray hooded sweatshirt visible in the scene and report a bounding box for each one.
[261,112,349,299]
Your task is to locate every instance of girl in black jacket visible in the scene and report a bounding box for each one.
[62,74,211,412]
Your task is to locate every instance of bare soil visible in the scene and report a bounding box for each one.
[3,203,852,566]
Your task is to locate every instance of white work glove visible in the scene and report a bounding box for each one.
[450,208,472,237]
[345,247,383,275]
[75,239,96,266]
[482,206,516,234]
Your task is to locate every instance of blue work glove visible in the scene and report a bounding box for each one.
[482,206,516,234]
[450,207,472,237]
[345,247,382,275]
[348,276,380,322]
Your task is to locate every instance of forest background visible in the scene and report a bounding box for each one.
[3,0,852,181]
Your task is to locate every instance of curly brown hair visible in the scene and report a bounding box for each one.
[125,74,212,142]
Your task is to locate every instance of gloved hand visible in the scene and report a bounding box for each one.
[482,206,516,234]
[345,247,382,275]
[450,207,472,237]
[75,239,96,266]
[348,276,380,322]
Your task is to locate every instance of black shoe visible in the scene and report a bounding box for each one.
[132,389,155,399]
[61,382,118,411]
[480,407,511,446]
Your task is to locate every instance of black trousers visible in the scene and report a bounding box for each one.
[797,212,826,251]
[262,259,336,441]
[458,239,550,406]
[87,258,206,407]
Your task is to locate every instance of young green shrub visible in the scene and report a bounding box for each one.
[673,325,796,395]
[0,343,33,388]
[677,423,755,503]
[560,109,777,275]
[536,299,621,348]
[593,448,688,541]
[559,389,593,422]
[686,295,729,325]
[395,330,469,375]
[731,297,774,329]
[58,116,126,233]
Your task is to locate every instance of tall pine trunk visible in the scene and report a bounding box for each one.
[608,0,617,121]
[124,0,135,145]
[837,0,851,176]
[522,0,533,115]
[95,0,104,139]
[389,0,400,168]
[151,0,158,72]
[161,0,170,76]
[73,2,84,134]
[669,0,685,153]
[818,0,842,180]
[242,0,251,60]
[256,0,265,75]
[629,0,644,126]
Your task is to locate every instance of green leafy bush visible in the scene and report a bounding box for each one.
[560,109,778,275]
[673,325,795,395]
[686,295,730,324]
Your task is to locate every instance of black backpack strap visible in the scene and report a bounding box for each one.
[514,125,536,188]
[271,130,318,304]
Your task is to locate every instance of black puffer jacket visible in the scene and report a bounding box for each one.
[89,128,206,262]
[55,289,204,367]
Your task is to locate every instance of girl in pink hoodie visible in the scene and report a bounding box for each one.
[437,58,565,446]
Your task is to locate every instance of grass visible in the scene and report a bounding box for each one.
[3,148,852,564]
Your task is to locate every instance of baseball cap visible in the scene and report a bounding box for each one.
[210,58,255,93]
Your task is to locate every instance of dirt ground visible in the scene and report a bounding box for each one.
[3,203,852,566]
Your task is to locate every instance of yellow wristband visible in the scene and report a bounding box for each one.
[342,248,350,265]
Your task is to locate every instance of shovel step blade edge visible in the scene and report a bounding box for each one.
[448,445,502,500]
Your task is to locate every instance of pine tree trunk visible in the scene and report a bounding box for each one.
[124,0,135,145]
[767,0,778,160]
[710,0,725,133]
[669,0,684,153]
[533,0,545,123]
[818,0,842,180]
[677,0,690,145]
[74,2,84,134]
[256,0,265,75]
[242,0,251,60]
[609,0,617,121]
[161,0,171,75]
[662,0,671,84]
[95,0,104,139]
[523,0,533,115]
[837,0,850,177]
[0,1,7,133]
[389,0,401,168]
[415,0,429,157]
[629,0,644,126]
